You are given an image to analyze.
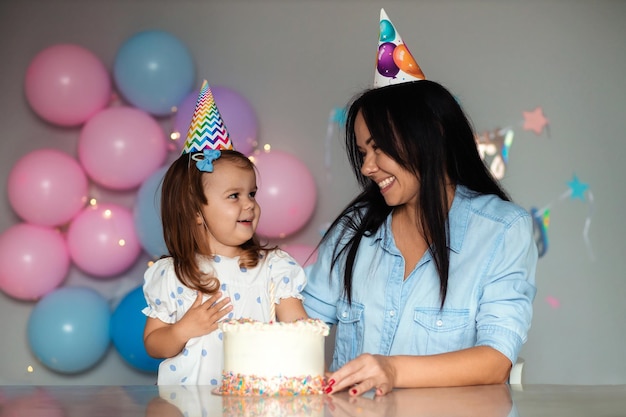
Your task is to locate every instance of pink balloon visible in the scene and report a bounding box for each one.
[25,43,111,126]
[78,107,167,190]
[1,388,64,417]
[0,223,70,300]
[282,244,318,267]
[172,89,199,149]
[66,203,141,278]
[172,86,257,155]
[253,150,317,238]
[8,149,88,227]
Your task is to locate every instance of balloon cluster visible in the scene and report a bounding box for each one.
[376,18,422,80]
[0,29,319,375]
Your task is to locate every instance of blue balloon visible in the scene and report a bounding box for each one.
[379,19,396,42]
[113,30,195,116]
[134,165,168,259]
[27,286,111,374]
[111,285,161,373]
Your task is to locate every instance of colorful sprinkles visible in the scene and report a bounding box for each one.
[220,392,325,416]
[218,372,327,396]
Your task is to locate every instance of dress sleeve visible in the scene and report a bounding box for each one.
[267,249,307,302]
[476,213,538,364]
[142,258,182,324]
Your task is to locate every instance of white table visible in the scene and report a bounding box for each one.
[1,384,624,416]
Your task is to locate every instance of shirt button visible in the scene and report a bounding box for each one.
[342,311,348,318]
[389,310,395,317]
[436,319,443,327]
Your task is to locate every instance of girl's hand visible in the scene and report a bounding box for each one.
[176,291,232,340]
[143,291,232,359]
[325,354,397,397]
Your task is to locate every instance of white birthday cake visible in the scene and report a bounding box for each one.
[217,318,330,396]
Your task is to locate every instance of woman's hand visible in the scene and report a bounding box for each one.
[325,354,397,397]
[325,391,395,417]
[326,385,513,417]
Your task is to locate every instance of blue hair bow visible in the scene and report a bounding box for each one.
[192,149,222,172]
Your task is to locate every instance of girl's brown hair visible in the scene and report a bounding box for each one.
[160,150,267,294]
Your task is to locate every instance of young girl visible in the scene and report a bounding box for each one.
[142,81,308,386]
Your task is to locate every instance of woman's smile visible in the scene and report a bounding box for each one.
[377,176,396,193]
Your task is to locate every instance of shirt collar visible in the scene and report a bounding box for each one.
[370,214,395,251]
[448,185,471,254]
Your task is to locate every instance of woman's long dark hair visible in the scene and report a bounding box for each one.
[324,80,510,307]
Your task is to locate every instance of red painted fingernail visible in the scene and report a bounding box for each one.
[324,386,333,394]
[327,379,336,387]
[351,389,357,395]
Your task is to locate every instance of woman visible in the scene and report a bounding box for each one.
[303,80,537,396]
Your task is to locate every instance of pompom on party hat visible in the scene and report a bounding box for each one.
[182,80,233,155]
[374,8,425,87]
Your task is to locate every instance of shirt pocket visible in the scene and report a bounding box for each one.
[332,299,365,370]
[413,308,472,354]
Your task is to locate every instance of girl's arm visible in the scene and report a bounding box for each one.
[326,346,511,396]
[144,292,232,358]
[275,297,308,322]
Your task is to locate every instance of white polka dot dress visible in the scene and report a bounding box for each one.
[142,249,306,385]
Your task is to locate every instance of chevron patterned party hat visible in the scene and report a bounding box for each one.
[374,8,425,87]
[181,80,233,154]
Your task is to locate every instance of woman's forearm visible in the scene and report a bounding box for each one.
[390,346,511,388]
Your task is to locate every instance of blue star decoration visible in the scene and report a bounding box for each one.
[567,174,589,201]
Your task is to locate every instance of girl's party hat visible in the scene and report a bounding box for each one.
[182,80,233,154]
[374,8,425,87]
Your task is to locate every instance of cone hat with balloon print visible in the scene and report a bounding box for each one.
[182,80,233,172]
[374,8,425,87]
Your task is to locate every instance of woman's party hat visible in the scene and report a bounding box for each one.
[374,8,425,87]
[182,80,233,154]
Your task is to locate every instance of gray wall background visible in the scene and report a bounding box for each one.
[0,0,624,385]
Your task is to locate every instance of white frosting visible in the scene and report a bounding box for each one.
[219,319,329,378]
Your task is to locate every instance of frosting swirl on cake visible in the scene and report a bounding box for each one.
[219,318,330,336]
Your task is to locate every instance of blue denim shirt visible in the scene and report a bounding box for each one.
[303,185,537,371]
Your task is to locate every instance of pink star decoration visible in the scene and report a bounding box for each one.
[545,295,560,309]
[523,106,549,135]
